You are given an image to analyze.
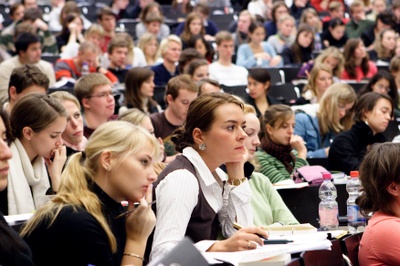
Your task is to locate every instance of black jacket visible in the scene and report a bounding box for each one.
[327,121,386,174]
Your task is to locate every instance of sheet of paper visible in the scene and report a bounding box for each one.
[204,232,332,266]
[4,213,34,226]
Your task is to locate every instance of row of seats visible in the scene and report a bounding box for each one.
[299,232,363,266]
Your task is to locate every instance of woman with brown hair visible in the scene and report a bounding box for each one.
[150,93,267,261]
[328,92,393,174]
[281,24,315,66]
[358,143,400,265]
[121,67,161,115]
[341,38,378,81]
[7,93,67,215]
[255,104,308,184]
[180,12,205,49]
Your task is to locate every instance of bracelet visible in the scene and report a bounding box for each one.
[228,177,247,186]
[123,253,144,261]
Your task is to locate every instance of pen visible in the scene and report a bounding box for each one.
[114,200,156,219]
[263,239,293,245]
[233,222,268,241]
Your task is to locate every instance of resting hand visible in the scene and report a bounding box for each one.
[290,135,307,159]
[208,226,267,252]
[254,53,271,61]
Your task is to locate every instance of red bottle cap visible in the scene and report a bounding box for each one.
[322,172,331,180]
[350,171,359,178]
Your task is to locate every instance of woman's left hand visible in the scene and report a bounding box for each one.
[225,147,248,181]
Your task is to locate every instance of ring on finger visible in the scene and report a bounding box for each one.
[246,241,251,250]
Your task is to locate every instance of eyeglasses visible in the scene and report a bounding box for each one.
[376,84,391,93]
[86,91,116,99]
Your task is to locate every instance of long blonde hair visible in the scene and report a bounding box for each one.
[317,83,357,136]
[314,47,345,77]
[21,121,160,252]
[302,64,333,99]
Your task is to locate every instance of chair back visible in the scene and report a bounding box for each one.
[342,232,363,266]
[301,239,346,266]
[220,85,248,99]
[269,83,299,105]
[153,86,167,110]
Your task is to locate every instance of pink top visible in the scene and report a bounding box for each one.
[359,211,400,266]
[341,61,378,81]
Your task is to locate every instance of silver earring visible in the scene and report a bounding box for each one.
[199,143,206,151]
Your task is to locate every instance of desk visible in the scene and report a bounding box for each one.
[277,184,347,228]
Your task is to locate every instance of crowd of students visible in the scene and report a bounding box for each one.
[1,0,400,265]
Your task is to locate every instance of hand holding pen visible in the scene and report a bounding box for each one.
[208,223,268,252]
[124,184,156,242]
[234,222,293,245]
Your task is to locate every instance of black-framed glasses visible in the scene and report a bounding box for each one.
[86,91,117,99]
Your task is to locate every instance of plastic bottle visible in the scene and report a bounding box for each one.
[81,62,90,76]
[314,33,322,52]
[318,172,339,230]
[346,171,366,233]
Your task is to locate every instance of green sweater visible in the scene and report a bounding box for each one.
[255,150,308,184]
[249,172,299,227]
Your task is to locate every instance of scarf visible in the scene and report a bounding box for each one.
[7,139,50,215]
[261,135,296,174]
[277,32,294,45]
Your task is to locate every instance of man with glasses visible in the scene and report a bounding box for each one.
[55,41,118,84]
[74,73,117,138]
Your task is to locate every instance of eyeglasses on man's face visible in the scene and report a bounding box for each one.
[85,91,117,99]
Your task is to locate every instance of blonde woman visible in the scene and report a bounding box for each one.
[368,29,396,63]
[295,64,333,105]
[50,91,87,157]
[266,15,296,54]
[300,8,322,35]
[118,108,166,164]
[138,33,159,66]
[21,121,160,265]
[297,46,345,80]
[294,83,357,158]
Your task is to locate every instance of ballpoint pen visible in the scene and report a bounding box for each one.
[114,200,156,219]
[233,222,293,244]
[233,222,268,241]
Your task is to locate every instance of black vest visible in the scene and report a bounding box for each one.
[145,155,219,262]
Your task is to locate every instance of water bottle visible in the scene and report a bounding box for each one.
[81,62,90,76]
[347,171,366,233]
[314,33,322,52]
[318,172,339,230]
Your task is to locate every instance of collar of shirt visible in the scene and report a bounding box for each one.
[182,147,227,187]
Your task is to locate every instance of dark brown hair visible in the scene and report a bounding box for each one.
[10,93,67,141]
[354,92,394,123]
[124,67,158,113]
[343,38,370,79]
[172,92,243,152]
[357,142,400,216]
